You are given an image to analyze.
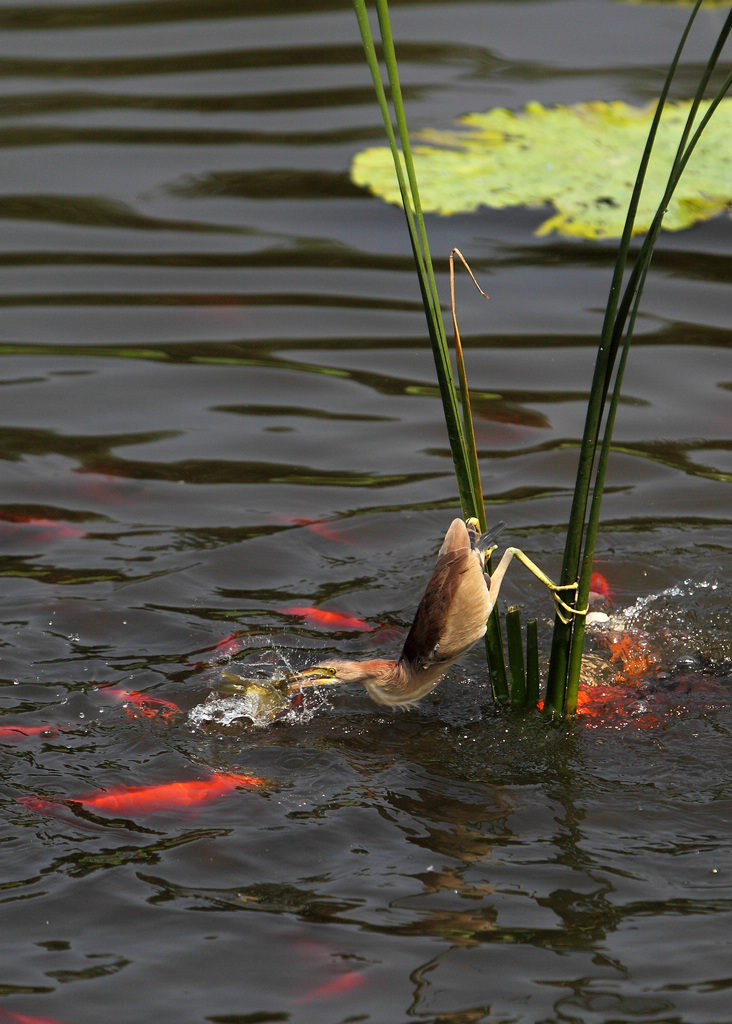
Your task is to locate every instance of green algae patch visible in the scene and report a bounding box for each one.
[351,99,732,239]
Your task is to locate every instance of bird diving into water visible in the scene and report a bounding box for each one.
[290,517,583,708]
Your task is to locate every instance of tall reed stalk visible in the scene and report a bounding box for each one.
[352,0,731,715]
[352,0,511,701]
[547,1,732,715]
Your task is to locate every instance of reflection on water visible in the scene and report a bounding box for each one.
[0,1,730,1023]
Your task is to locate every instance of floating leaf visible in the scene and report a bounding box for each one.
[351,99,732,239]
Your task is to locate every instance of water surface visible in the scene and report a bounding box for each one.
[0,2,731,1023]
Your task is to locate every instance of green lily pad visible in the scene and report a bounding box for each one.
[351,99,732,239]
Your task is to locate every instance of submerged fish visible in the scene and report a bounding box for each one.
[100,685,181,720]
[210,632,246,657]
[190,631,248,672]
[0,512,86,542]
[278,515,356,546]
[0,1008,69,1024]
[20,772,265,818]
[589,571,612,602]
[281,606,373,631]
[295,970,367,1003]
[0,725,62,741]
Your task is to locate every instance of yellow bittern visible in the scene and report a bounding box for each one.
[289,518,582,708]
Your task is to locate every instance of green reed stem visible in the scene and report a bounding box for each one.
[565,266,649,714]
[564,59,732,716]
[526,620,539,708]
[547,0,731,716]
[546,0,704,714]
[505,606,526,709]
[450,249,488,512]
[352,2,472,512]
[352,0,512,701]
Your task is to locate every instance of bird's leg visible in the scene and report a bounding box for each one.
[488,547,586,625]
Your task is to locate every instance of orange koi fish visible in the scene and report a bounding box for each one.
[607,631,659,683]
[20,772,265,818]
[589,571,612,602]
[0,725,62,741]
[190,632,249,671]
[539,680,662,730]
[74,466,136,506]
[281,606,373,631]
[100,686,181,720]
[296,970,367,1003]
[0,1009,68,1024]
[211,633,246,657]
[278,516,355,546]
[576,684,662,730]
[0,512,85,541]
[189,630,248,671]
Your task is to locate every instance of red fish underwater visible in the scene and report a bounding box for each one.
[209,632,246,659]
[100,685,181,720]
[0,1009,68,1024]
[0,725,63,741]
[20,772,265,818]
[0,512,86,542]
[190,632,248,671]
[278,515,355,546]
[589,571,612,602]
[281,606,373,631]
[295,970,367,1003]
[291,936,368,1004]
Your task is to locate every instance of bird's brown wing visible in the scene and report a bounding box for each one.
[401,519,491,673]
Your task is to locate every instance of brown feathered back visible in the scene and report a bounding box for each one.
[399,518,492,679]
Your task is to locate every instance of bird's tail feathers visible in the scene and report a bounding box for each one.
[474,520,507,552]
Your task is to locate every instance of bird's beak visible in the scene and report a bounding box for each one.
[286,666,340,693]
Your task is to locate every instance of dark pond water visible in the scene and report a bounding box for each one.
[0,2,731,1022]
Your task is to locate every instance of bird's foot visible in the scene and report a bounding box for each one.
[548,582,587,625]
[503,547,586,625]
